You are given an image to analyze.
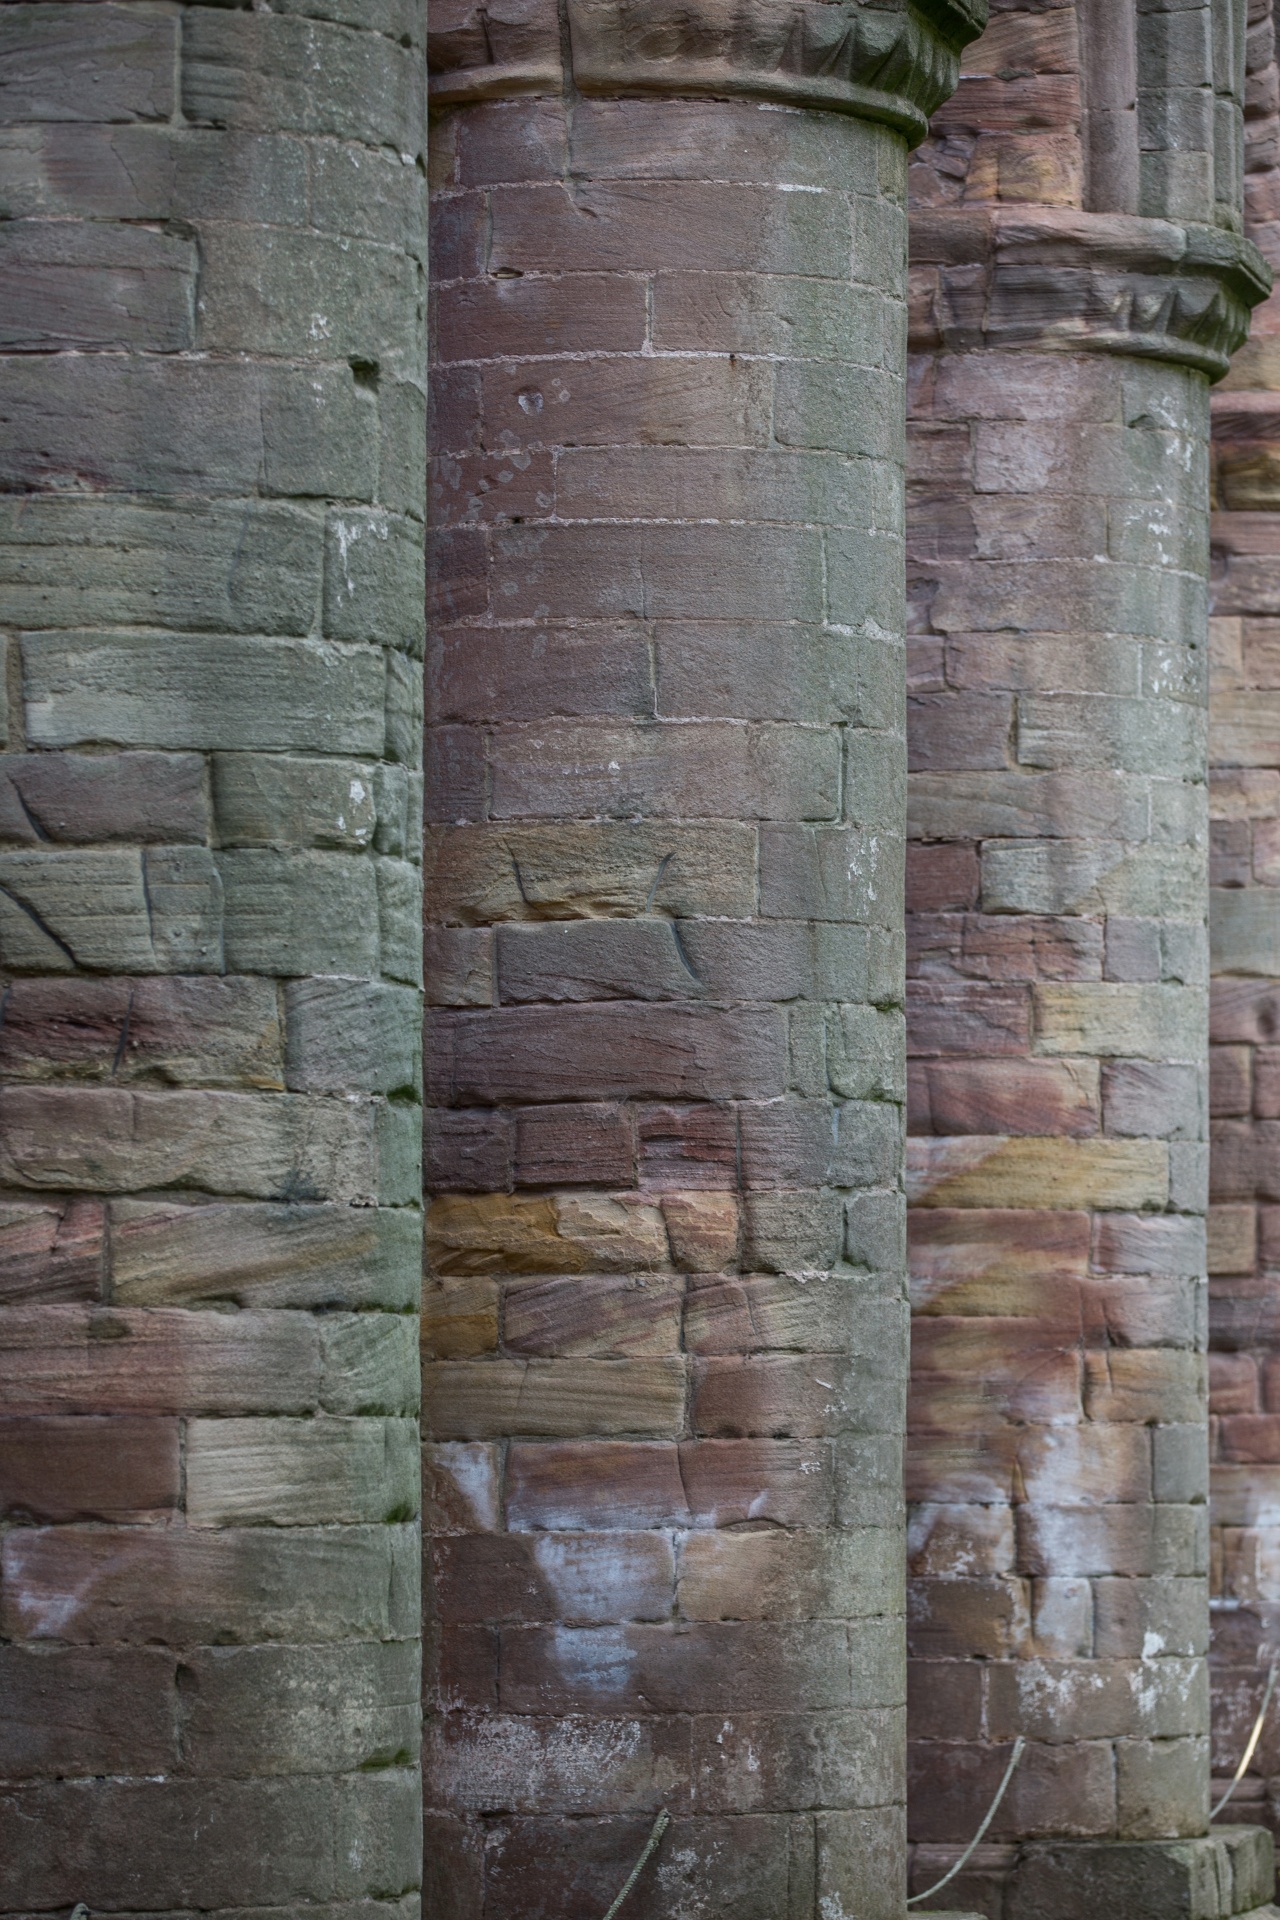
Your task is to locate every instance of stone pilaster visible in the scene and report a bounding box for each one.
[904,4,1272,1917]
[424,3,985,1914]
[0,5,426,1914]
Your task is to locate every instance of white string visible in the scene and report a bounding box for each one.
[1212,1662,1278,1819]
[907,1736,1026,1908]
[601,1809,670,1920]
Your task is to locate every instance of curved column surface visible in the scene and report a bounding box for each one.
[423,3,985,1914]
[903,4,1269,1913]
[0,4,427,1915]
[1206,0,1280,1844]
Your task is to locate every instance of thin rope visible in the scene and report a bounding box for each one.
[907,1736,1026,1908]
[1212,1661,1278,1819]
[601,1809,670,1920]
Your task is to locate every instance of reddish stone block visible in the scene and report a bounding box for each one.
[0,1415,179,1521]
[907,982,1032,1057]
[425,1111,513,1193]
[910,1059,1099,1137]
[430,1531,674,1625]
[906,842,981,911]
[908,692,1013,771]
[427,1006,788,1106]
[434,273,646,361]
[0,1646,176,1778]
[0,1198,104,1305]
[0,752,207,846]
[505,1441,692,1531]
[1212,1044,1254,1117]
[908,912,1103,982]
[498,1620,857,1714]
[637,1103,737,1190]
[514,1104,636,1189]
[502,1275,683,1358]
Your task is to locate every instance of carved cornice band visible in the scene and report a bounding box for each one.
[910,208,1272,381]
[429,0,988,144]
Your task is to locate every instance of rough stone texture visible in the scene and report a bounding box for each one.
[424,5,986,1914]
[904,3,1272,1914]
[0,5,426,1917]
[1206,0,1280,1854]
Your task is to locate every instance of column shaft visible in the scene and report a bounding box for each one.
[423,5,988,1910]
[0,4,426,1912]
[903,3,1270,1914]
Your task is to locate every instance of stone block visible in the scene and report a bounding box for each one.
[213,754,379,851]
[742,1189,845,1274]
[0,1304,322,1416]
[199,227,417,362]
[182,8,423,148]
[324,508,425,647]
[498,1620,858,1715]
[220,849,380,976]
[1,357,378,500]
[0,1413,177,1521]
[1008,1830,1275,1920]
[0,1086,380,1202]
[178,1639,421,1776]
[692,1339,906,1440]
[428,1004,787,1105]
[760,823,904,928]
[426,1111,512,1193]
[499,1274,682,1358]
[489,718,839,823]
[0,1645,175,1780]
[186,1416,419,1526]
[0,1770,421,1908]
[424,1357,686,1441]
[109,1198,419,1310]
[24,630,385,754]
[514,1104,635,1188]
[0,494,323,635]
[425,820,756,924]
[431,1530,675,1626]
[1035,984,1207,1061]
[426,1191,668,1276]
[1214,888,1280,976]
[0,216,194,351]
[495,918,702,1004]
[0,4,177,124]
[285,977,421,1094]
[0,1197,104,1305]
[1,1521,419,1647]
[678,1527,901,1622]
[424,1707,689,1817]
[0,976,282,1089]
[0,750,204,850]
[907,1136,1169,1210]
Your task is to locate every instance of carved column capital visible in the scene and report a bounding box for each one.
[429,0,987,142]
[910,207,1272,380]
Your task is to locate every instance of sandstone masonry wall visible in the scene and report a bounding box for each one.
[0,4,427,1912]
[423,4,985,1914]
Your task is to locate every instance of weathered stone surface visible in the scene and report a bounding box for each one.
[0,0,426,1903]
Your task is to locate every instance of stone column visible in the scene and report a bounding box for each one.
[904,3,1272,1915]
[423,3,985,1914]
[0,5,425,1915]
[1206,0,1280,1845]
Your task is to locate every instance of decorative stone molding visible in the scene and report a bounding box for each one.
[428,0,988,141]
[911,207,1272,380]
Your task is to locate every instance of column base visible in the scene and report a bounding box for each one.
[1007,1829,1276,1920]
